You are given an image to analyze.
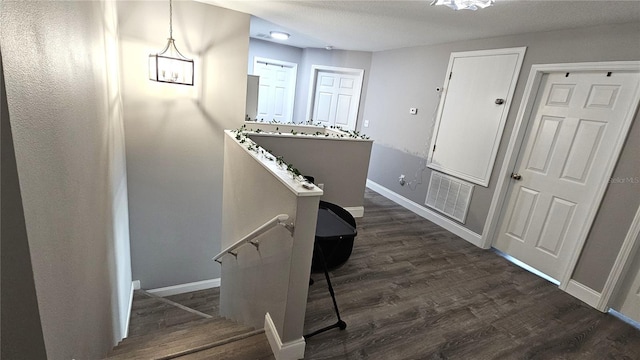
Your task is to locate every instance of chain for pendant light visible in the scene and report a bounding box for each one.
[169,0,173,39]
[149,0,194,86]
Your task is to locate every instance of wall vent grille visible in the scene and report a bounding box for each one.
[425,171,474,223]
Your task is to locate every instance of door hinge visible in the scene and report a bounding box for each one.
[433,144,436,152]
[449,72,452,80]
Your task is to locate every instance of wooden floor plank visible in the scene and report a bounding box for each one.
[174,333,275,360]
[301,189,640,359]
[121,188,640,359]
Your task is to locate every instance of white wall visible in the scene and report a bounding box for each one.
[0,1,132,358]
[118,1,250,289]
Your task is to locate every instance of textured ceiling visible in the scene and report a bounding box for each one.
[197,0,640,52]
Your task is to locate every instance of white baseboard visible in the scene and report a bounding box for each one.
[366,180,483,247]
[565,279,602,309]
[123,280,137,339]
[147,278,221,297]
[344,206,364,218]
[264,313,305,360]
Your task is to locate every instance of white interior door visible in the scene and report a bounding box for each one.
[253,58,297,123]
[309,66,363,131]
[494,70,640,281]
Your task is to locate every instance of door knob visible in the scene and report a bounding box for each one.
[511,172,522,181]
[495,98,505,105]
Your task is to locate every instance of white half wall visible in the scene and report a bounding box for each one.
[220,131,321,346]
[246,122,373,212]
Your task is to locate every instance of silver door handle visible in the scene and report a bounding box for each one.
[511,173,522,181]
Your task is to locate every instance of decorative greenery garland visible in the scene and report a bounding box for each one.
[232,125,304,181]
[232,121,370,183]
[246,119,370,140]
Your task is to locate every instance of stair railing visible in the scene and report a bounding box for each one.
[213,214,294,263]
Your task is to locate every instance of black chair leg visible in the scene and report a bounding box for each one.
[304,245,347,339]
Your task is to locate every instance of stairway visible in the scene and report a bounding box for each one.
[105,290,274,360]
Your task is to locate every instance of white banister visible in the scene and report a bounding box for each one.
[213,214,293,263]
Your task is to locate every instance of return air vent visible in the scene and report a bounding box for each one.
[425,171,474,223]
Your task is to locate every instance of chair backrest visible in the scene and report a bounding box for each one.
[319,201,356,229]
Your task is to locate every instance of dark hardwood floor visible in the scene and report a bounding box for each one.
[130,189,640,359]
[301,189,640,359]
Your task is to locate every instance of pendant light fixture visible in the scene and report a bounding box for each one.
[149,0,194,86]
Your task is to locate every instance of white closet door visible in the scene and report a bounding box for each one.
[494,71,640,281]
[253,58,297,123]
[312,71,360,131]
[428,47,526,187]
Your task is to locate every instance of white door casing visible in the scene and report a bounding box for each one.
[312,71,360,129]
[614,232,640,323]
[306,65,364,131]
[253,57,297,123]
[493,69,640,282]
[597,205,640,313]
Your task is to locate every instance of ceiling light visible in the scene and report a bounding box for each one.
[431,0,495,11]
[149,0,194,86]
[270,31,290,40]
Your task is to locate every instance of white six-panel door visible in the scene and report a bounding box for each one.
[494,70,640,280]
[253,58,297,123]
[312,70,361,131]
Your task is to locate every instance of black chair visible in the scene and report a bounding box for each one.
[311,201,356,272]
[305,200,357,338]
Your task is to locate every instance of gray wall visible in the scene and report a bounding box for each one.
[368,145,491,233]
[0,1,132,357]
[119,1,250,289]
[1,48,48,360]
[248,38,304,74]
[248,40,373,126]
[249,133,373,210]
[363,22,640,290]
[573,110,640,292]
